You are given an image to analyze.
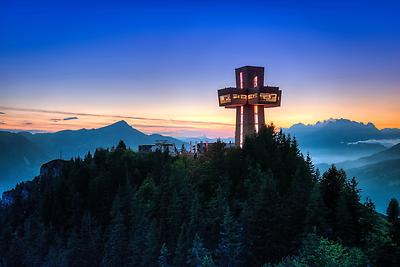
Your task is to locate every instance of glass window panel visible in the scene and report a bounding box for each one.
[219,94,232,104]
[259,93,277,102]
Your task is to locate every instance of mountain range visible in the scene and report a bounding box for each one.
[1,118,399,213]
[0,120,184,192]
[313,143,400,213]
[347,159,400,212]
[284,119,400,213]
[328,143,400,170]
[284,118,400,164]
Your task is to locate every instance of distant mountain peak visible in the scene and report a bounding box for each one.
[101,120,132,130]
[317,118,338,125]
[289,118,378,130]
[316,118,358,126]
[111,120,130,127]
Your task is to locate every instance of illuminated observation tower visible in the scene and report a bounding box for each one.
[217,66,282,147]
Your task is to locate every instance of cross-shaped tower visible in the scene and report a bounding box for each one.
[218,66,282,147]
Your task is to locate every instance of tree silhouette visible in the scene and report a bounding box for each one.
[387,198,399,224]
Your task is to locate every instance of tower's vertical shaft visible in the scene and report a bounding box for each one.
[235,106,241,146]
[254,106,266,133]
[236,105,265,147]
[258,107,265,131]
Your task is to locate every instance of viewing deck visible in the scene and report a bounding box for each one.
[218,86,282,108]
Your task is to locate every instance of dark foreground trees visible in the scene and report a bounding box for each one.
[0,125,398,266]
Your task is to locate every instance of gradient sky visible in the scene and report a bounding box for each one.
[1,1,400,137]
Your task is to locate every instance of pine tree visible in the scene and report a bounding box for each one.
[387,198,399,224]
[126,190,146,266]
[66,229,85,267]
[22,216,49,266]
[158,243,170,267]
[314,168,321,182]
[79,212,102,266]
[387,199,400,247]
[215,207,242,267]
[174,223,189,267]
[5,235,25,267]
[319,166,348,229]
[304,183,328,234]
[102,194,128,267]
[336,193,355,244]
[84,151,92,163]
[181,144,186,154]
[306,153,315,177]
[141,219,160,267]
[391,221,400,247]
[187,234,215,267]
[188,193,201,238]
[200,255,216,267]
[42,244,69,267]
[116,140,127,151]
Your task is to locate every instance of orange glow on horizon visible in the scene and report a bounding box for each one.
[0,99,399,138]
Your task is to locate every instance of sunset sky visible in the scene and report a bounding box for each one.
[1,1,400,137]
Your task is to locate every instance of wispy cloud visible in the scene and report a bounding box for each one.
[63,116,78,121]
[23,121,33,125]
[0,106,234,128]
[50,117,78,122]
[348,139,400,147]
[0,121,5,125]
[0,112,5,114]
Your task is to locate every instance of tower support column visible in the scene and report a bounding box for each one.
[235,105,266,147]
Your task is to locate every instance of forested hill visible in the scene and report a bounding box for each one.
[0,120,185,194]
[1,126,400,266]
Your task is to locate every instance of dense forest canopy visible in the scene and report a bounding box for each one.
[0,125,399,266]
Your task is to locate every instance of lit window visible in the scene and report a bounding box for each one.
[239,72,243,89]
[248,93,257,100]
[254,106,259,133]
[240,94,247,100]
[233,94,240,99]
[253,76,258,87]
[259,93,277,102]
[219,94,231,104]
[240,106,244,147]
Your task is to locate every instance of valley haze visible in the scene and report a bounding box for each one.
[1,118,399,213]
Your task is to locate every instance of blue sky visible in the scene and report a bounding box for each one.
[1,1,399,137]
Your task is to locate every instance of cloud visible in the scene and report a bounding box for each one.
[50,117,78,122]
[0,112,5,115]
[63,116,78,121]
[24,122,33,125]
[0,121,5,125]
[0,106,234,128]
[348,138,400,147]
